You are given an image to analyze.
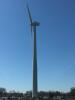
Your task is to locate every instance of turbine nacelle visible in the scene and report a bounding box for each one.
[31,21,40,26]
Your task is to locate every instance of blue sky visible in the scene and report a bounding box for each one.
[0,0,75,92]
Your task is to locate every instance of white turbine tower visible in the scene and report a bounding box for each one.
[27,4,40,98]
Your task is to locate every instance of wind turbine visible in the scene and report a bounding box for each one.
[27,4,40,98]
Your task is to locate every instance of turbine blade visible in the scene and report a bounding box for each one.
[31,26,32,33]
[30,25,32,36]
[27,3,33,24]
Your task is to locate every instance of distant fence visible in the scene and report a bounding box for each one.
[0,97,25,100]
